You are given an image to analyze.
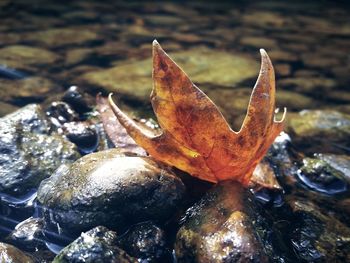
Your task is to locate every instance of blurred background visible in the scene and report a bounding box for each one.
[0,0,349,130]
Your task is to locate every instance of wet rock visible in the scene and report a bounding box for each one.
[6,217,45,252]
[316,154,350,184]
[0,104,80,195]
[0,102,49,140]
[266,132,299,188]
[287,110,350,153]
[63,122,99,154]
[62,86,94,114]
[337,198,350,216]
[78,47,259,102]
[175,180,268,263]
[25,28,99,48]
[0,242,34,263]
[287,198,350,262]
[45,101,79,127]
[117,222,170,262]
[0,77,61,103]
[0,45,59,70]
[297,157,348,195]
[37,149,185,233]
[53,226,137,263]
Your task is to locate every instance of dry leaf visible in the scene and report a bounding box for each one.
[108,40,286,186]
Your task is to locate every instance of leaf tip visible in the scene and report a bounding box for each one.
[259,48,267,55]
[152,39,163,55]
[108,93,121,116]
[153,39,160,47]
[108,92,114,104]
[259,48,273,66]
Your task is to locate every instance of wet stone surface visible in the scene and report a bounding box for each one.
[37,149,186,234]
[53,226,137,263]
[175,181,269,263]
[117,222,170,262]
[63,122,99,154]
[62,86,94,114]
[297,157,348,195]
[45,101,79,126]
[0,104,80,196]
[0,1,349,262]
[5,217,45,252]
[0,242,34,263]
[287,198,350,262]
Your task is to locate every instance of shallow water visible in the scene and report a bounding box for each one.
[0,0,349,262]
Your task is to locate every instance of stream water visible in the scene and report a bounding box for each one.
[0,0,349,262]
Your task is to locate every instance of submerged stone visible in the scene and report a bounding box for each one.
[117,222,170,262]
[0,105,80,195]
[64,47,93,65]
[45,101,79,126]
[78,47,259,102]
[0,45,59,70]
[62,86,94,114]
[316,154,350,184]
[53,226,137,263]
[0,242,34,263]
[297,157,348,195]
[287,198,350,262]
[175,180,268,263]
[6,217,45,252]
[63,122,99,154]
[0,77,61,103]
[37,149,185,234]
[25,27,99,48]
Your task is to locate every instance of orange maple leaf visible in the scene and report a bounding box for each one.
[108,40,286,186]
